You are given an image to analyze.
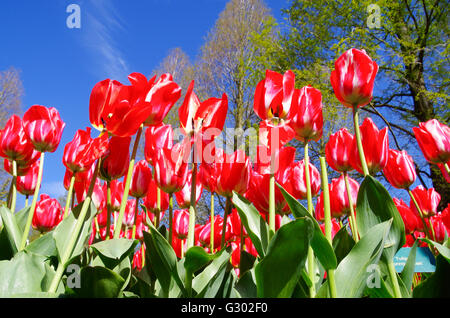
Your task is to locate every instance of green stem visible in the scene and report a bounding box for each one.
[210,192,215,252]
[343,172,359,242]
[20,152,44,251]
[304,142,316,298]
[408,189,432,240]
[63,173,76,219]
[156,186,161,228]
[352,107,369,176]
[185,270,193,297]
[25,195,29,207]
[186,161,198,250]
[387,261,402,298]
[9,160,18,214]
[169,193,174,245]
[221,196,232,249]
[132,197,139,240]
[113,125,143,239]
[268,173,276,238]
[319,157,337,298]
[444,163,450,175]
[48,159,99,293]
[106,181,112,240]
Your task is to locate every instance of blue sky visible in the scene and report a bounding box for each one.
[0,0,288,200]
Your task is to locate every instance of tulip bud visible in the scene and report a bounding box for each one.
[330,48,378,108]
[22,105,65,153]
[129,160,152,198]
[215,150,252,198]
[0,115,36,162]
[175,170,203,209]
[99,136,131,181]
[413,119,450,164]
[393,198,421,234]
[32,194,63,232]
[383,149,416,189]
[16,160,39,196]
[325,128,354,173]
[409,186,441,218]
[173,209,190,240]
[288,85,323,142]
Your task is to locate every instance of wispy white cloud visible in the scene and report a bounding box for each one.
[83,0,130,81]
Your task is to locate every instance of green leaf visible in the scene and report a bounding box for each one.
[235,269,257,298]
[356,176,405,261]
[0,251,63,296]
[232,192,269,257]
[73,266,125,298]
[25,231,58,259]
[192,248,231,297]
[53,200,96,265]
[0,205,22,253]
[90,238,137,262]
[143,225,187,297]
[255,217,314,298]
[278,184,337,270]
[0,228,15,260]
[332,226,355,264]
[413,255,450,298]
[400,241,419,292]
[331,219,392,298]
[419,238,450,262]
[14,206,31,234]
[184,246,215,274]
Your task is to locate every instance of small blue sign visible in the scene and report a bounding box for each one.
[394,247,436,273]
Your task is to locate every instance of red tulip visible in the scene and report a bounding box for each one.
[179,80,228,136]
[413,119,450,164]
[103,179,125,211]
[315,175,360,220]
[325,128,354,173]
[245,169,289,216]
[319,219,341,239]
[258,120,295,154]
[198,216,223,250]
[427,214,448,243]
[255,145,296,177]
[133,246,145,271]
[393,198,421,234]
[63,127,109,174]
[99,136,131,181]
[279,159,321,200]
[441,204,450,230]
[129,160,152,198]
[0,115,37,163]
[22,105,65,153]
[144,123,174,166]
[330,48,378,108]
[253,69,295,120]
[383,149,416,189]
[16,160,39,196]
[175,170,203,209]
[4,158,34,177]
[409,185,441,218]
[122,199,140,228]
[154,143,189,194]
[90,73,181,137]
[288,85,323,142]
[32,194,63,232]
[215,149,252,198]
[173,209,190,239]
[74,177,105,211]
[350,118,389,175]
[227,208,246,239]
[142,178,169,215]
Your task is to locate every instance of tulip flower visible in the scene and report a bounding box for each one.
[175,170,203,209]
[198,216,224,251]
[393,198,421,234]
[16,160,39,196]
[427,214,449,243]
[133,247,144,271]
[215,149,252,198]
[32,194,63,233]
[0,115,37,163]
[437,162,450,183]
[288,85,323,142]
[253,69,295,120]
[325,128,354,173]
[99,136,131,181]
[74,177,105,211]
[153,143,189,194]
[142,178,169,216]
[315,175,360,220]
[413,119,450,165]
[383,149,416,189]
[89,73,181,137]
[350,118,389,175]
[409,185,441,218]
[63,127,109,174]
[279,159,321,200]
[129,160,152,198]
[144,123,174,166]
[173,209,190,240]
[22,105,65,153]
[104,179,124,211]
[4,158,34,177]
[330,48,378,109]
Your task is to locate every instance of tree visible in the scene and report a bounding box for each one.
[0,67,24,203]
[276,0,449,208]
